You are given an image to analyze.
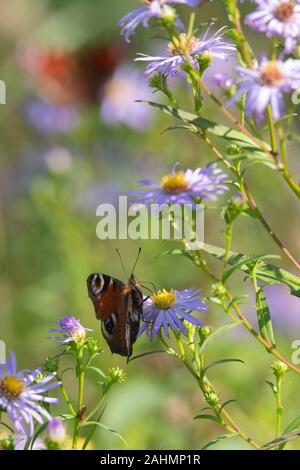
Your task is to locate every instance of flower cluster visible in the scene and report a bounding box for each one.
[231,57,300,120]
[245,0,300,53]
[139,288,207,339]
[129,164,228,206]
[49,315,92,345]
[0,352,60,437]
[136,28,236,77]
[119,0,300,122]
[119,0,201,41]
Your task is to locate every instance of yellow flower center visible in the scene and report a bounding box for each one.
[0,376,23,398]
[260,61,285,86]
[168,34,199,55]
[161,172,189,194]
[275,3,294,22]
[151,289,176,309]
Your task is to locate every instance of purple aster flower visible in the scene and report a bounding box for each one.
[230,57,300,120]
[139,288,207,339]
[24,99,81,134]
[15,434,46,450]
[0,352,60,437]
[45,418,66,446]
[50,315,92,345]
[129,164,228,206]
[119,0,201,41]
[245,0,300,52]
[100,64,154,130]
[135,27,236,77]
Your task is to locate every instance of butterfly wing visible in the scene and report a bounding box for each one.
[87,273,141,358]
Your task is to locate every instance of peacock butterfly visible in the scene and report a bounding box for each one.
[87,251,143,360]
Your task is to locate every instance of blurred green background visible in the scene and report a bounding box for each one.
[0,0,300,450]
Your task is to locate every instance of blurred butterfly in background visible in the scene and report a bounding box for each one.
[18,40,128,105]
[87,249,144,361]
[18,40,128,133]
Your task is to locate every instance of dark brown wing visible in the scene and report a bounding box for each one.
[87,273,140,358]
[87,273,125,320]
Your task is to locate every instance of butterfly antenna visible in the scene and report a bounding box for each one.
[131,247,142,275]
[116,249,128,279]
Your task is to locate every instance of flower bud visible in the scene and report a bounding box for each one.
[199,325,213,343]
[205,392,220,406]
[212,282,227,298]
[271,361,288,379]
[45,418,66,450]
[43,356,59,374]
[86,337,101,356]
[161,6,176,25]
[0,436,14,450]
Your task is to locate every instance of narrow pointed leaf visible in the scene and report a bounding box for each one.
[201,244,300,298]
[198,321,242,356]
[201,433,238,450]
[139,101,272,162]
[261,429,300,450]
[204,358,244,373]
[256,288,276,347]
[129,350,166,362]
[81,421,128,448]
[278,416,300,450]
[193,414,222,424]
[222,254,280,283]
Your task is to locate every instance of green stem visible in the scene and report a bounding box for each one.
[266,106,278,157]
[223,223,233,274]
[276,377,283,440]
[72,347,85,450]
[174,334,260,449]
[85,394,106,424]
[201,131,300,274]
[225,289,300,375]
[225,0,254,69]
[278,122,300,200]
[59,382,76,417]
[194,250,300,375]
[187,12,196,38]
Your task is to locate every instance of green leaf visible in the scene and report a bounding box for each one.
[30,422,48,449]
[81,421,128,448]
[219,399,237,414]
[198,321,242,356]
[204,358,244,373]
[193,414,222,424]
[82,406,107,451]
[87,366,106,378]
[139,101,273,162]
[222,254,280,283]
[284,416,300,434]
[129,350,166,362]
[201,243,300,298]
[201,433,238,450]
[0,421,14,433]
[287,132,300,144]
[59,413,76,420]
[278,416,300,450]
[158,248,196,263]
[261,428,300,450]
[265,380,277,398]
[256,288,276,347]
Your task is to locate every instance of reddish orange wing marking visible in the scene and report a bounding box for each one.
[94,283,132,320]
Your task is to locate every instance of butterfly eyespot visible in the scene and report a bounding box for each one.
[102,314,116,337]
